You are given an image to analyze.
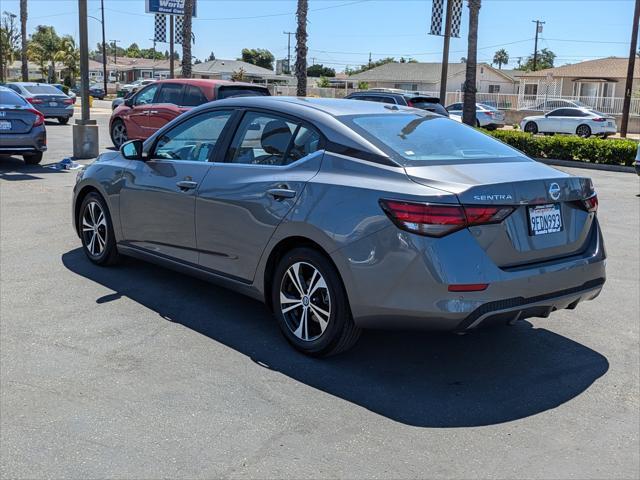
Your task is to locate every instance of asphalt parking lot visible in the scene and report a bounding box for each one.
[1,107,639,479]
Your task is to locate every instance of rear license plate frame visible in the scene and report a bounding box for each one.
[0,120,11,131]
[528,203,563,236]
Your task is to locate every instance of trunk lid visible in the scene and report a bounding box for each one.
[0,107,37,134]
[405,160,596,267]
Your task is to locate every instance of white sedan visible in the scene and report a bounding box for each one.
[445,103,505,130]
[521,107,617,138]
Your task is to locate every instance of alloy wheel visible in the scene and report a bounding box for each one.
[576,125,590,138]
[279,261,331,342]
[82,201,107,257]
[112,122,127,147]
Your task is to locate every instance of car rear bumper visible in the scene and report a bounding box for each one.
[35,106,74,118]
[335,220,606,331]
[0,129,47,154]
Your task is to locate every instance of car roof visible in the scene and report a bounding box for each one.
[8,82,51,86]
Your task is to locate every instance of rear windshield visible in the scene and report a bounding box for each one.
[345,113,527,166]
[410,100,448,116]
[24,85,62,95]
[217,86,269,100]
[0,89,28,106]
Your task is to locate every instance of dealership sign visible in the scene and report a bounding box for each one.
[145,0,197,17]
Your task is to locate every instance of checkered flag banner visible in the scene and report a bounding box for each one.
[429,0,463,38]
[175,15,184,44]
[154,14,166,43]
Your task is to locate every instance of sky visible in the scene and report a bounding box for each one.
[0,0,635,71]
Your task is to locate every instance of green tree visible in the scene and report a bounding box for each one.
[399,57,417,63]
[492,48,509,69]
[295,0,308,96]
[348,57,396,75]
[462,0,481,127]
[54,35,79,84]
[30,25,61,81]
[207,51,215,61]
[517,48,556,71]
[357,81,369,90]
[307,63,335,77]
[125,42,140,58]
[0,11,20,81]
[317,76,331,87]
[240,48,274,70]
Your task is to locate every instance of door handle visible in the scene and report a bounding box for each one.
[267,188,296,200]
[148,110,159,114]
[176,180,198,190]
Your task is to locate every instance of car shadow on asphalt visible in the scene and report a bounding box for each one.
[0,156,69,180]
[62,248,609,428]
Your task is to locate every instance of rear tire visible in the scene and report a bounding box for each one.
[58,117,69,125]
[576,124,591,138]
[79,192,120,266]
[23,152,43,165]
[272,247,361,357]
[524,121,538,134]
[110,119,128,148]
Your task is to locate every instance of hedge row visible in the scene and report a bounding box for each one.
[483,129,637,167]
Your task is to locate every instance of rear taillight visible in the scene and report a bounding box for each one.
[406,100,414,107]
[27,108,45,127]
[28,97,43,104]
[592,117,606,122]
[379,199,514,237]
[583,195,598,213]
[485,111,495,116]
[63,98,74,105]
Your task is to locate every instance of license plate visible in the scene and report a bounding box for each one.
[528,204,563,236]
[50,102,58,106]
[0,120,11,130]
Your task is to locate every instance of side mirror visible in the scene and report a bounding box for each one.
[124,97,133,107]
[120,139,144,160]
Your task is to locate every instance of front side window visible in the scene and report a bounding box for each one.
[344,113,527,166]
[153,110,232,161]
[133,84,159,106]
[226,112,319,166]
[155,83,183,105]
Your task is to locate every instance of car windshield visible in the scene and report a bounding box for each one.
[345,113,527,166]
[0,89,27,106]
[24,85,61,95]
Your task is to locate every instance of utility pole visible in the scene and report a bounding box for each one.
[532,20,545,71]
[100,0,107,95]
[621,0,640,137]
[368,52,372,69]
[169,16,175,78]
[109,39,120,63]
[73,0,98,159]
[283,31,294,74]
[439,0,453,105]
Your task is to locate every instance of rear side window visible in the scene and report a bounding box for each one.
[24,85,61,95]
[217,86,269,100]
[0,89,27,106]
[345,113,527,166]
[155,83,184,104]
[182,85,208,106]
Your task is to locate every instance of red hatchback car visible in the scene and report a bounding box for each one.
[109,79,270,147]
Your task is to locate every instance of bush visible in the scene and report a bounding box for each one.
[484,130,637,166]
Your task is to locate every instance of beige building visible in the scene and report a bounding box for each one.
[348,62,518,94]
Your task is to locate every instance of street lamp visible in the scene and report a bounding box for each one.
[87,12,107,95]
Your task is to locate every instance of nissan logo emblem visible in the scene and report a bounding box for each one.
[549,183,561,201]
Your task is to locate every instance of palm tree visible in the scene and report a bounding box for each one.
[462,0,481,127]
[29,25,61,82]
[20,0,27,80]
[27,41,46,79]
[181,0,193,78]
[492,48,509,69]
[295,0,308,96]
[54,35,79,84]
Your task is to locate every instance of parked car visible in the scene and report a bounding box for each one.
[74,96,606,356]
[635,144,640,176]
[345,90,449,116]
[51,83,77,103]
[0,86,46,164]
[89,84,106,100]
[120,78,156,95]
[524,99,589,112]
[445,102,505,129]
[4,82,74,124]
[109,78,270,147]
[520,107,617,138]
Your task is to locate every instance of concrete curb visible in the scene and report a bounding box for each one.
[537,158,636,174]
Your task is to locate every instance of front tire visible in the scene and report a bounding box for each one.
[58,117,69,125]
[272,248,361,357]
[23,152,43,164]
[576,124,591,138]
[79,192,120,266]
[524,121,538,134]
[110,119,128,148]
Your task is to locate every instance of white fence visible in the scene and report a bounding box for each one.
[269,85,640,116]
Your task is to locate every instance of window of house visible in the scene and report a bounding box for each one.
[524,84,538,95]
[488,84,501,93]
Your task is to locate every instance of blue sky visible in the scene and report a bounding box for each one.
[1,0,635,71]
